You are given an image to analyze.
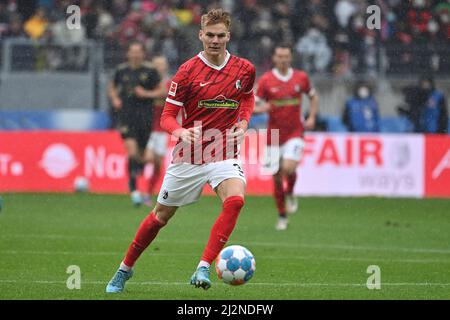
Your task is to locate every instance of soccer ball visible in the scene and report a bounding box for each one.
[215,245,256,285]
[74,176,90,192]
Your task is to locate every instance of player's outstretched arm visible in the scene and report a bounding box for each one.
[134,82,166,99]
[160,104,201,144]
[305,92,319,130]
[108,81,122,110]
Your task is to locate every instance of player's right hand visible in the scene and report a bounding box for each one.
[112,97,122,110]
[253,98,270,113]
[180,126,201,144]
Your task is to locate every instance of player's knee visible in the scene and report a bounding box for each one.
[223,196,245,213]
[273,172,283,183]
[143,154,154,164]
[153,210,170,225]
[144,150,156,163]
[153,205,177,224]
[281,166,296,177]
[128,153,140,162]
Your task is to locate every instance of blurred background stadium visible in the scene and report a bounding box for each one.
[0,0,448,131]
[1,0,449,196]
[0,0,450,196]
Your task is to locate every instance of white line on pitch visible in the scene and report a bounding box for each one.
[2,233,450,254]
[1,250,450,264]
[0,279,449,287]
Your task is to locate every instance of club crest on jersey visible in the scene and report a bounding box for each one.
[168,81,178,97]
[198,95,239,109]
[295,84,301,92]
[235,80,242,90]
[140,73,148,81]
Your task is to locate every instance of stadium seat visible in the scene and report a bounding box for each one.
[249,113,268,129]
[379,116,414,133]
[0,110,111,131]
[324,116,348,132]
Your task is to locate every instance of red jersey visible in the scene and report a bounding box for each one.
[152,78,170,132]
[256,68,315,145]
[165,51,256,164]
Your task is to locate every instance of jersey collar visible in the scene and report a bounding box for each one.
[198,51,231,71]
[272,68,293,82]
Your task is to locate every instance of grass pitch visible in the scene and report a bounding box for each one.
[0,193,449,300]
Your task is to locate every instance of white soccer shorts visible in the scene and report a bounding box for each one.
[146,131,168,157]
[157,158,246,207]
[262,137,304,175]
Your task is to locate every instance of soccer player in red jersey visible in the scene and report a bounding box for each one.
[255,44,319,231]
[106,9,256,292]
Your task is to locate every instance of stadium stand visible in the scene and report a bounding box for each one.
[0,1,448,133]
[0,110,110,130]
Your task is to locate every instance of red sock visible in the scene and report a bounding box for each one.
[123,212,166,267]
[274,176,286,216]
[286,172,297,195]
[148,165,161,195]
[201,196,244,264]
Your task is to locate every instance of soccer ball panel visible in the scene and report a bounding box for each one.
[233,269,246,281]
[226,257,240,272]
[221,248,234,260]
[244,269,254,282]
[240,257,252,271]
[217,259,227,272]
[221,270,234,284]
[233,248,246,260]
[243,248,254,259]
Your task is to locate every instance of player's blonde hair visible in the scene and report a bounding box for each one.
[201,8,231,30]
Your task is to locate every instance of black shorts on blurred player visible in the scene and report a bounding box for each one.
[117,108,152,150]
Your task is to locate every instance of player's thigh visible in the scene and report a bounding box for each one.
[208,159,246,201]
[281,159,298,176]
[136,125,151,152]
[261,145,281,176]
[132,110,152,151]
[144,133,157,163]
[151,132,168,157]
[145,132,167,162]
[124,138,140,158]
[215,178,246,202]
[143,147,156,163]
[281,138,304,175]
[157,163,207,207]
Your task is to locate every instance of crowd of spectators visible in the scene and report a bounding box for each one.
[0,0,449,75]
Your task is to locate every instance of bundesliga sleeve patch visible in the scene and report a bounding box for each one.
[168,81,178,97]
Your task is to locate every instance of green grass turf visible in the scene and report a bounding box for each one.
[0,193,449,300]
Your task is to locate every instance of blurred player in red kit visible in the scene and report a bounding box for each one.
[142,55,171,206]
[255,44,319,231]
[106,8,256,292]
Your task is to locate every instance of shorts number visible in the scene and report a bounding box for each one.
[233,163,244,177]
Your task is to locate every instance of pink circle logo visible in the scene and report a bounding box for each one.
[40,144,78,178]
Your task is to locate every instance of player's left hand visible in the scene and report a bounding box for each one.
[305,116,316,130]
[134,86,148,98]
[228,120,248,145]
